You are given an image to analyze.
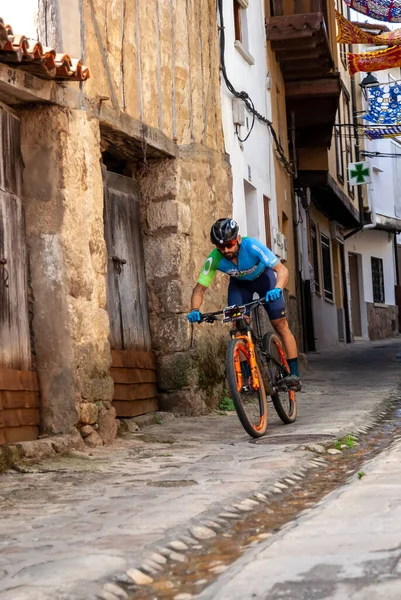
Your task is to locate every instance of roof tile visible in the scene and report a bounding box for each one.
[0,18,89,81]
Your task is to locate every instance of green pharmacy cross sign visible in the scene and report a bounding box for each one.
[348,161,371,186]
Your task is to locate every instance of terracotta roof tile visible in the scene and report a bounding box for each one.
[0,18,89,81]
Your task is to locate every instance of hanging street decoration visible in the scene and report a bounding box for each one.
[348,161,372,185]
[348,45,401,74]
[364,125,401,139]
[344,0,401,23]
[362,82,401,124]
[336,11,401,45]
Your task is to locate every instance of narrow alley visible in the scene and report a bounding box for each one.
[0,339,400,599]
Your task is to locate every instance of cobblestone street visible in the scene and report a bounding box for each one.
[0,339,400,600]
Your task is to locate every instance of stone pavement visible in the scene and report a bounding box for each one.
[200,436,401,600]
[0,339,400,600]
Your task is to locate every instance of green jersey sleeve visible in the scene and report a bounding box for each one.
[197,249,222,288]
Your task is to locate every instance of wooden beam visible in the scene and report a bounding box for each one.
[276,49,325,62]
[266,13,325,42]
[0,369,39,391]
[113,398,158,417]
[111,349,156,370]
[110,368,157,384]
[100,105,178,159]
[285,77,341,99]
[114,382,158,401]
[271,39,319,51]
[0,391,39,410]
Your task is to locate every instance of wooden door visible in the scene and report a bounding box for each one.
[348,253,362,338]
[0,104,39,444]
[103,169,158,417]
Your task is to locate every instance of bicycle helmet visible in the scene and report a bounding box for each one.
[210,218,239,245]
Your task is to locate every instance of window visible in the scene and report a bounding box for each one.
[310,221,321,295]
[371,257,385,304]
[321,233,334,301]
[244,180,259,239]
[233,0,254,64]
[336,1,351,67]
[334,111,344,183]
[263,196,272,249]
[233,0,242,42]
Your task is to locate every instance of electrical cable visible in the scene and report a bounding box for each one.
[217,0,293,174]
[236,98,256,142]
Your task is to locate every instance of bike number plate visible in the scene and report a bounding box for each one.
[222,305,246,323]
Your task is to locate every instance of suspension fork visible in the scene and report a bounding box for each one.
[233,332,261,390]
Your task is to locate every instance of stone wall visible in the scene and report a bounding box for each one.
[138,144,233,414]
[19,106,116,446]
[367,303,398,341]
[81,0,223,151]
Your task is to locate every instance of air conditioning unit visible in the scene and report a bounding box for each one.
[330,221,345,245]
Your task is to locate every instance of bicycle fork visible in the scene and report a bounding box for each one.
[233,332,261,391]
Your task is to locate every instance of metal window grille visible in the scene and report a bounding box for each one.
[371,257,385,304]
[311,221,320,294]
[321,233,333,301]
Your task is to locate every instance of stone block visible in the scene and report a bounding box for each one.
[97,402,118,445]
[16,439,56,460]
[84,430,104,447]
[91,376,114,402]
[119,418,140,433]
[51,430,85,453]
[144,235,190,280]
[159,390,209,416]
[79,402,99,425]
[151,314,190,352]
[147,200,179,232]
[80,425,94,437]
[154,278,191,314]
[157,352,193,391]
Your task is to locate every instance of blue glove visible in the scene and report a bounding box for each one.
[265,287,282,303]
[187,309,201,323]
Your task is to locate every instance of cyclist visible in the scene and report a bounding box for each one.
[187,218,301,391]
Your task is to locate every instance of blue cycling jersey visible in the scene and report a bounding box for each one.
[198,237,279,288]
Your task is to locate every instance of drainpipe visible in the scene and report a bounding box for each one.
[344,77,365,241]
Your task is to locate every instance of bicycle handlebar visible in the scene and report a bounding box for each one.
[199,298,267,323]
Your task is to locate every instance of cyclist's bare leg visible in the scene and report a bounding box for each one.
[270,317,297,358]
[270,317,301,390]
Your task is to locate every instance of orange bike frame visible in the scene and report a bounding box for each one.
[232,331,261,392]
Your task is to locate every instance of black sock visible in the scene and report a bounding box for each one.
[287,358,299,377]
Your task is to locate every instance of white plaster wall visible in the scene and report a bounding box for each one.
[312,294,339,351]
[220,0,276,244]
[3,1,38,40]
[345,228,396,338]
[354,60,401,220]
[309,219,340,351]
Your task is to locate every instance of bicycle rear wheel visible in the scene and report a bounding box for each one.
[226,338,268,438]
[263,332,297,424]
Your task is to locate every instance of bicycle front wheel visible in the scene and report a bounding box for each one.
[263,332,297,424]
[226,338,268,438]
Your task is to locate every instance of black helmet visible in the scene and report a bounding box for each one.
[210,218,239,245]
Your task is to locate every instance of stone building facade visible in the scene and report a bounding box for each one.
[1,0,232,447]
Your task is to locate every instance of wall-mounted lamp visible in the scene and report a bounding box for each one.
[359,72,379,99]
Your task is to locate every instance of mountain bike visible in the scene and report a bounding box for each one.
[199,298,297,438]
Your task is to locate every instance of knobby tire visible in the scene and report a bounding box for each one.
[263,332,297,424]
[226,338,268,438]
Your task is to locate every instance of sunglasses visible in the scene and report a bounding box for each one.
[217,239,238,251]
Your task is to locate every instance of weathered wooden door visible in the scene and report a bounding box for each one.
[0,104,39,444]
[103,169,158,417]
